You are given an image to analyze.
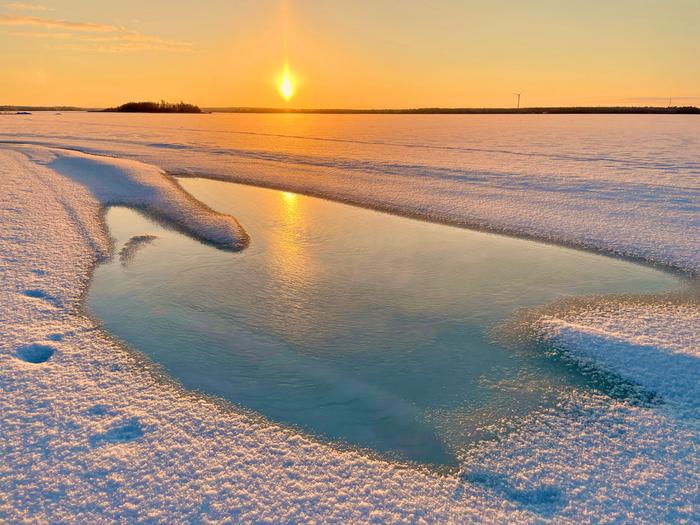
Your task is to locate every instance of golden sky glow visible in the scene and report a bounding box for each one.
[1,1,699,108]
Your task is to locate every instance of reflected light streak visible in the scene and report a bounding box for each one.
[262,188,320,342]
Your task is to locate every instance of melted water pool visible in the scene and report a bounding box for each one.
[89,178,683,466]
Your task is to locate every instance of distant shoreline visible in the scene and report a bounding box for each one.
[207,106,700,115]
[0,106,90,112]
[2,105,698,115]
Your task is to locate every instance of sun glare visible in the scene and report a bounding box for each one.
[278,63,295,102]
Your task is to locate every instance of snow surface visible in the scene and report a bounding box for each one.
[535,298,700,415]
[24,145,248,250]
[1,114,699,523]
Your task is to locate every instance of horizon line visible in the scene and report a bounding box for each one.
[204,105,700,114]
[2,104,699,115]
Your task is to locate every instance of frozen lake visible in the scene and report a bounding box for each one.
[3,112,699,272]
[88,178,684,466]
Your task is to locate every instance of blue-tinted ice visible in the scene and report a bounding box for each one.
[88,179,683,466]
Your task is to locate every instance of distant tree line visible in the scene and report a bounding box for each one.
[0,106,86,111]
[105,101,202,113]
[210,106,700,115]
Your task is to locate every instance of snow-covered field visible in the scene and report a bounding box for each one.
[0,114,698,523]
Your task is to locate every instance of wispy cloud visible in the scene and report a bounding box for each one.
[0,14,116,31]
[4,3,51,11]
[0,13,192,52]
[8,30,69,38]
[55,42,190,54]
[9,30,192,48]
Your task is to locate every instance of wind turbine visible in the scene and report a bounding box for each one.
[513,93,521,109]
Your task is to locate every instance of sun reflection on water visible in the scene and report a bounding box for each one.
[272,187,309,284]
[262,188,322,342]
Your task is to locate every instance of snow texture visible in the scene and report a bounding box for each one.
[1,114,699,523]
[38,146,248,250]
[535,298,700,416]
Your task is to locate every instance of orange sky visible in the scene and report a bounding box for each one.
[1,1,699,108]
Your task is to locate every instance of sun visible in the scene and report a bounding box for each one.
[278,63,295,102]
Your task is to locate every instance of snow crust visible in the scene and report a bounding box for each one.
[1,114,699,523]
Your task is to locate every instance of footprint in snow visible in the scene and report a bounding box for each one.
[89,418,145,447]
[86,404,111,417]
[15,343,56,364]
[22,288,60,306]
[460,470,565,515]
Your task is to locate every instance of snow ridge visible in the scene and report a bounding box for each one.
[535,299,700,416]
[19,144,249,251]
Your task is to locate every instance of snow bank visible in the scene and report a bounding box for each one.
[17,145,249,250]
[534,298,700,416]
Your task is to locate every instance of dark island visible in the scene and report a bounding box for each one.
[208,106,700,115]
[104,101,202,113]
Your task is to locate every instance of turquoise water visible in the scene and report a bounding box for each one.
[88,178,683,466]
